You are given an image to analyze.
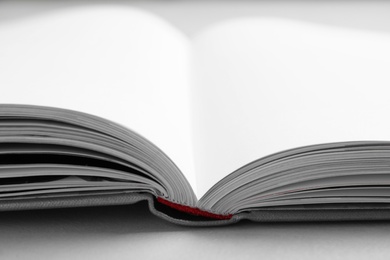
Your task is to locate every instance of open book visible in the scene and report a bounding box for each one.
[1,6,390,225]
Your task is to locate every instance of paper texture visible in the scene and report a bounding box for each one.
[191,18,390,197]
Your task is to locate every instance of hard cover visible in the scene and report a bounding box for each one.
[1,192,390,226]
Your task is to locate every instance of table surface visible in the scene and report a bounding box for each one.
[1,201,390,260]
[1,1,390,259]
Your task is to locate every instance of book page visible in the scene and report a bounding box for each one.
[191,18,390,198]
[0,6,197,190]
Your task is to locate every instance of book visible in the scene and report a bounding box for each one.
[1,6,390,226]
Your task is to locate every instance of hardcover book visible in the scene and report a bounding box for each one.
[1,6,390,226]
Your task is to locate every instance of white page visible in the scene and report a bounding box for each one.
[191,18,390,198]
[0,6,197,191]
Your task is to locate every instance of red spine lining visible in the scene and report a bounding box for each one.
[157,197,233,220]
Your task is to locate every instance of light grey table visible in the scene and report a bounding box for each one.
[1,202,389,260]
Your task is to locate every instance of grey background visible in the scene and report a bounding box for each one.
[2,1,390,37]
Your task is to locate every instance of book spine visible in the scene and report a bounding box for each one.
[157,197,233,220]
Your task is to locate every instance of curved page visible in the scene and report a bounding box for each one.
[191,18,390,198]
[0,6,197,192]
